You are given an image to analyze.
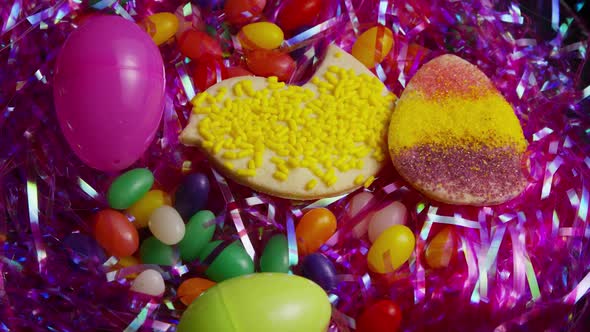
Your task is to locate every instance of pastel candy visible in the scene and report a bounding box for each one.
[130,269,165,296]
[388,54,528,206]
[149,206,186,245]
[367,201,407,243]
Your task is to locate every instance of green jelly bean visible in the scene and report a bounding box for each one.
[179,210,216,262]
[140,236,176,266]
[107,168,154,210]
[259,234,289,273]
[199,240,254,282]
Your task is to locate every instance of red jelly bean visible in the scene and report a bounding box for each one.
[178,30,223,61]
[93,209,139,257]
[356,300,402,332]
[246,49,296,82]
[226,66,253,78]
[276,0,322,34]
[192,56,227,91]
[224,0,266,26]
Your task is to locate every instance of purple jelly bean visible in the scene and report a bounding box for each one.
[174,173,210,220]
[302,253,337,291]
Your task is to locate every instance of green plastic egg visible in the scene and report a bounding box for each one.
[177,273,331,332]
[178,210,216,262]
[107,168,154,209]
[259,234,289,273]
[199,240,254,282]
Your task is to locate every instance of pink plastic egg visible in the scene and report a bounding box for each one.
[53,15,165,172]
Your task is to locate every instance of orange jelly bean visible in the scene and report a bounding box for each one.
[178,277,216,305]
[93,209,139,257]
[425,226,458,269]
[296,208,337,255]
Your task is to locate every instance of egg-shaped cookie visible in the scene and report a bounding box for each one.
[181,44,396,200]
[388,54,528,206]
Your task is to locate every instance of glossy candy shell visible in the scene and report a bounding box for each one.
[259,234,289,273]
[178,210,216,262]
[107,168,154,210]
[199,240,254,282]
[367,225,415,273]
[93,209,139,257]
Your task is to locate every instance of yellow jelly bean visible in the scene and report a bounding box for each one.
[111,255,140,279]
[367,225,415,273]
[143,12,179,46]
[126,190,172,228]
[352,25,394,69]
[238,22,284,50]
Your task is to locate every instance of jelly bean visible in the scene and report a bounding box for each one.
[93,209,139,257]
[177,277,217,305]
[174,173,210,220]
[126,190,171,229]
[296,208,337,255]
[196,0,225,9]
[352,25,394,69]
[177,273,331,332]
[224,0,266,26]
[302,253,337,291]
[226,66,253,78]
[238,22,284,50]
[259,234,289,273]
[179,210,216,262]
[149,206,186,245]
[348,192,375,238]
[130,269,165,296]
[175,4,206,39]
[425,226,457,269]
[246,49,296,82]
[192,56,227,91]
[368,201,407,243]
[140,236,177,266]
[275,0,322,34]
[63,232,106,263]
[198,240,254,282]
[179,30,223,61]
[367,225,415,273]
[356,300,402,332]
[107,168,154,210]
[142,12,179,46]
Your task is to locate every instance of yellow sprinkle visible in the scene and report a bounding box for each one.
[273,172,288,181]
[354,175,365,185]
[306,179,318,190]
[334,52,343,58]
[237,169,257,177]
[363,176,375,188]
[224,162,235,170]
[248,160,256,169]
[213,140,224,154]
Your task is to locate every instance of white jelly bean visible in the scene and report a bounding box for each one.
[149,205,186,245]
[131,269,165,296]
[368,201,407,243]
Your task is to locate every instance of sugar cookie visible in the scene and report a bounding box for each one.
[181,44,395,200]
[388,54,528,206]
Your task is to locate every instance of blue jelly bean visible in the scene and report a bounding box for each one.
[63,233,107,264]
[174,173,210,220]
[302,253,337,291]
[196,0,225,9]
